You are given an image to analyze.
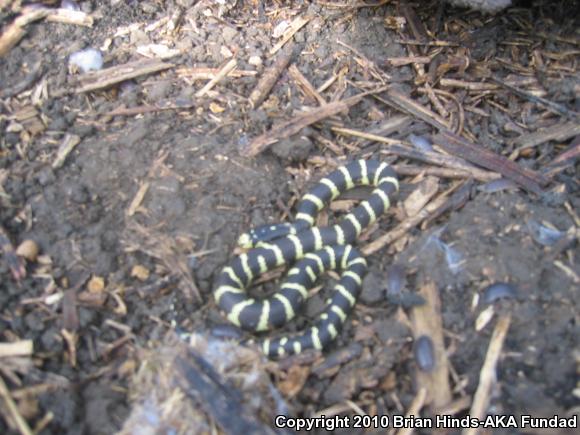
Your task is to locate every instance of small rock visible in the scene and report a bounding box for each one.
[16,240,39,262]
[69,48,103,73]
[222,26,238,44]
[360,271,385,305]
[249,55,262,66]
[131,265,150,281]
[87,276,105,293]
[270,131,313,162]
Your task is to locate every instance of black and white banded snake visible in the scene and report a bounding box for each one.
[214,160,399,357]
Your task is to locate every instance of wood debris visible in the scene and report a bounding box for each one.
[245,87,387,156]
[249,42,295,108]
[67,58,174,94]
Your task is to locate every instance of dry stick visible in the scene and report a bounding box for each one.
[424,179,473,226]
[463,314,511,435]
[439,79,498,91]
[394,164,480,181]
[288,64,327,105]
[249,43,295,108]
[0,341,33,358]
[420,84,449,119]
[317,0,391,8]
[431,88,464,135]
[362,188,450,256]
[433,130,548,194]
[490,77,580,119]
[270,16,310,55]
[396,39,458,47]
[176,67,256,80]
[330,126,400,145]
[69,58,174,94]
[0,8,49,57]
[382,144,500,182]
[543,139,580,177]
[45,8,93,26]
[375,89,450,131]
[410,281,452,410]
[196,58,237,97]
[385,56,431,66]
[105,102,195,117]
[337,39,388,82]
[511,120,580,150]
[400,2,428,82]
[244,87,387,156]
[52,134,81,169]
[0,375,33,435]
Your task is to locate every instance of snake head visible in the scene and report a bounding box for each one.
[237,223,298,248]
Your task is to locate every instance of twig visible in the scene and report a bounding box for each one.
[331,126,400,144]
[270,16,310,55]
[382,144,500,182]
[52,134,81,169]
[337,39,388,82]
[362,189,443,256]
[512,121,580,150]
[410,280,452,410]
[393,164,491,181]
[244,87,387,156]
[490,77,580,119]
[45,8,93,27]
[105,102,195,117]
[463,314,511,435]
[196,58,237,97]
[0,375,33,435]
[317,0,392,8]
[395,39,458,47]
[433,130,548,194]
[67,58,174,94]
[176,67,256,80]
[0,341,33,358]
[0,8,49,57]
[249,43,295,108]
[375,89,450,131]
[288,64,326,105]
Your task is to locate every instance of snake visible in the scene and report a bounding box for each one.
[214,160,399,357]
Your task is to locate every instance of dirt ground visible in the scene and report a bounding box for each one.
[0,1,579,434]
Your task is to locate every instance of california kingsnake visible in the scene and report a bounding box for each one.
[214,160,399,357]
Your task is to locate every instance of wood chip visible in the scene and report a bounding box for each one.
[52,134,81,169]
[463,314,511,435]
[0,340,33,358]
[403,176,439,217]
[69,58,174,94]
[410,281,452,409]
[249,42,295,108]
[195,58,237,97]
[512,121,580,150]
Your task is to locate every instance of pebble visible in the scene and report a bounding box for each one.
[16,239,39,262]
